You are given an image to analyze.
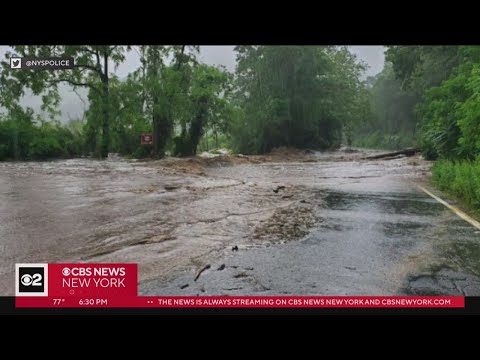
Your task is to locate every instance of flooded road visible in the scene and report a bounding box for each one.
[1,150,480,296]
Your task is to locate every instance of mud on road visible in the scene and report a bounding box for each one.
[1,148,480,296]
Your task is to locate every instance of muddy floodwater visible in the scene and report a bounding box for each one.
[1,149,480,296]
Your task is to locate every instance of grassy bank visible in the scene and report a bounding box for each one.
[432,159,480,211]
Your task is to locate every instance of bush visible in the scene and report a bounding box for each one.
[28,133,63,159]
[432,158,480,209]
[0,116,84,160]
[131,146,151,159]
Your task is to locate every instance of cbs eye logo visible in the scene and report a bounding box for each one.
[15,264,48,296]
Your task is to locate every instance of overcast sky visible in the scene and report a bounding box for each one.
[0,45,385,120]
[113,46,385,78]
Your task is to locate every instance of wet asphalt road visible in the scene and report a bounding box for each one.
[140,156,480,296]
[1,152,480,296]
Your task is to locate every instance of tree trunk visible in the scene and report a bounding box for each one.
[362,148,419,160]
[188,98,208,156]
[153,117,159,157]
[150,48,168,158]
[152,114,168,158]
[100,53,110,158]
[13,126,19,160]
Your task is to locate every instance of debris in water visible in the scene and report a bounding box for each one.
[232,245,239,251]
[194,264,211,281]
[273,185,286,193]
[107,153,122,160]
[223,287,243,291]
[233,272,248,278]
[180,284,189,289]
[217,264,226,271]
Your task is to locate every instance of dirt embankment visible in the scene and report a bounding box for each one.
[136,147,330,176]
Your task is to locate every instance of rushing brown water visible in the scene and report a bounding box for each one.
[3,152,479,296]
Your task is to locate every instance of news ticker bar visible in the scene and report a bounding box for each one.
[16,296,465,308]
[14,263,465,308]
[10,57,74,70]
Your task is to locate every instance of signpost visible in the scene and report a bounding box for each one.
[141,133,153,145]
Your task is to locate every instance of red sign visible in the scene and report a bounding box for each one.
[141,133,153,145]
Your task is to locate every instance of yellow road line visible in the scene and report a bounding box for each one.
[417,185,480,230]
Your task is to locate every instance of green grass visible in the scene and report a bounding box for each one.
[432,158,480,210]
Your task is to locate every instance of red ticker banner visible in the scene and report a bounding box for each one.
[14,263,465,308]
[16,295,465,308]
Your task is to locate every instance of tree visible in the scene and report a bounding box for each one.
[418,46,480,159]
[231,46,367,154]
[0,46,129,157]
[180,64,232,156]
[325,47,369,147]
[108,75,149,156]
[385,46,460,94]
[457,62,480,158]
[382,45,480,159]
[134,45,199,157]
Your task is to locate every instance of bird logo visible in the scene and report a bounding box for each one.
[10,58,22,69]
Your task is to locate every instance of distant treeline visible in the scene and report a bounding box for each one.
[354,46,480,157]
[2,45,480,164]
[0,45,368,160]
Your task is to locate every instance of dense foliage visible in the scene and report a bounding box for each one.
[0,45,234,159]
[386,45,480,209]
[0,46,129,158]
[0,107,82,160]
[385,45,480,160]
[1,45,373,160]
[3,45,479,163]
[231,46,367,153]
